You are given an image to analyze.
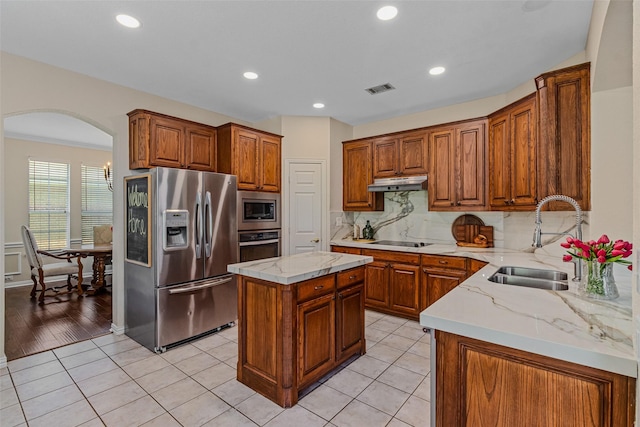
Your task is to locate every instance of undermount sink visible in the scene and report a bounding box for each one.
[488,266,569,291]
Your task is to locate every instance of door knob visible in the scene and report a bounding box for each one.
[311,238,320,243]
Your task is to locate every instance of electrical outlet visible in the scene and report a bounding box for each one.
[335,217,343,226]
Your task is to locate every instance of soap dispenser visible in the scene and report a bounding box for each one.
[362,220,374,240]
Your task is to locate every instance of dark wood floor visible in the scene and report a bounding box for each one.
[4,282,112,361]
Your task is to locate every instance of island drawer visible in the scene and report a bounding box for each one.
[297,275,336,302]
[421,254,467,270]
[361,249,420,265]
[337,266,365,289]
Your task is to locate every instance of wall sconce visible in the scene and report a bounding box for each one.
[103,162,113,192]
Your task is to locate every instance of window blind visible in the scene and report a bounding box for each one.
[28,160,70,250]
[81,165,113,244]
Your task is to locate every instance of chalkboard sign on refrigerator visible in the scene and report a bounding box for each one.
[125,174,152,266]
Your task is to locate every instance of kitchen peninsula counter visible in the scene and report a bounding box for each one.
[228,251,373,407]
[331,239,636,426]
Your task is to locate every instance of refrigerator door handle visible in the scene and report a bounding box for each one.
[168,276,233,294]
[195,192,202,259]
[204,191,213,258]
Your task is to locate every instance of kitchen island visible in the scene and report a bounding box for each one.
[227,251,373,407]
[331,239,636,426]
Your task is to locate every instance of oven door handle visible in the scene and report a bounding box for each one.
[168,277,233,294]
[239,238,280,247]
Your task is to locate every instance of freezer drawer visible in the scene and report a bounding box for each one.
[156,274,237,350]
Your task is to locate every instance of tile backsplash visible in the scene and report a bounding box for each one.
[330,191,590,258]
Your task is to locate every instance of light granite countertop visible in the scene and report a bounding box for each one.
[330,239,636,378]
[227,251,373,285]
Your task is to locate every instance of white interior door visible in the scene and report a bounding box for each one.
[288,162,323,254]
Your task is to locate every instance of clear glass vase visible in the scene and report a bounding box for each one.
[580,261,618,300]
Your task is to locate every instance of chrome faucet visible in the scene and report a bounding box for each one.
[533,195,583,281]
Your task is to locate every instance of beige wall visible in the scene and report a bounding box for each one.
[590,86,633,239]
[4,137,111,283]
[4,137,112,243]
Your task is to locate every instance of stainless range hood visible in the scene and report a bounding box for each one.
[367,175,428,192]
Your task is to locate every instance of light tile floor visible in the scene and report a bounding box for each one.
[1,311,431,427]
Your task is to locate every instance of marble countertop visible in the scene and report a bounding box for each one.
[227,251,373,285]
[331,239,636,378]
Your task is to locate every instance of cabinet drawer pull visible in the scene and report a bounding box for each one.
[314,285,324,290]
[439,260,448,264]
[349,275,356,279]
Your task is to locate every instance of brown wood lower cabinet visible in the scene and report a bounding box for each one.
[362,249,421,319]
[435,331,635,427]
[421,254,469,309]
[330,246,489,319]
[237,267,366,407]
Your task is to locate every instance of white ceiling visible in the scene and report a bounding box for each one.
[1,0,594,146]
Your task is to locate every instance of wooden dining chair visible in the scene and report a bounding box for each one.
[20,225,83,303]
[93,224,113,288]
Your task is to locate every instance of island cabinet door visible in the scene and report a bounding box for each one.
[297,293,336,389]
[336,283,365,362]
[436,331,636,427]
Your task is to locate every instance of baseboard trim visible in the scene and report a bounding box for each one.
[110,323,125,335]
[0,355,7,368]
[4,273,99,289]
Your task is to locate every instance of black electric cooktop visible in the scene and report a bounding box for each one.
[369,240,432,248]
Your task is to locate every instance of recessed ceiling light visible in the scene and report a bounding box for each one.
[377,6,398,21]
[116,14,141,29]
[243,71,258,80]
[313,103,325,109]
[429,66,446,76]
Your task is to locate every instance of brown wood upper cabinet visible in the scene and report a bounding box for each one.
[372,131,428,178]
[488,94,538,210]
[128,109,216,171]
[216,123,282,192]
[342,140,384,211]
[428,119,487,211]
[536,62,591,211]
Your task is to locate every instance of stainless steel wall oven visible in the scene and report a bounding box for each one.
[238,229,281,262]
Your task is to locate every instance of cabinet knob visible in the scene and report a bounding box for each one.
[456,201,461,206]
[349,275,356,279]
[439,260,448,265]
[511,199,515,204]
[311,238,320,243]
[314,285,324,290]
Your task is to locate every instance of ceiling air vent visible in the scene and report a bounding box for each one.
[365,83,395,95]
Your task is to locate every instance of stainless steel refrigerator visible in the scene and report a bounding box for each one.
[124,167,238,352]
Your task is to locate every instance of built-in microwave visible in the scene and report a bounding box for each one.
[237,191,281,231]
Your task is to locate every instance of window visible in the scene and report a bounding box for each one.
[28,160,70,250]
[81,165,113,244]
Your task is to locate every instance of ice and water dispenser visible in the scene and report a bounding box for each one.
[163,210,189,250]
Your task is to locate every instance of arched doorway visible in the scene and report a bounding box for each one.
[3,110,115,360]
